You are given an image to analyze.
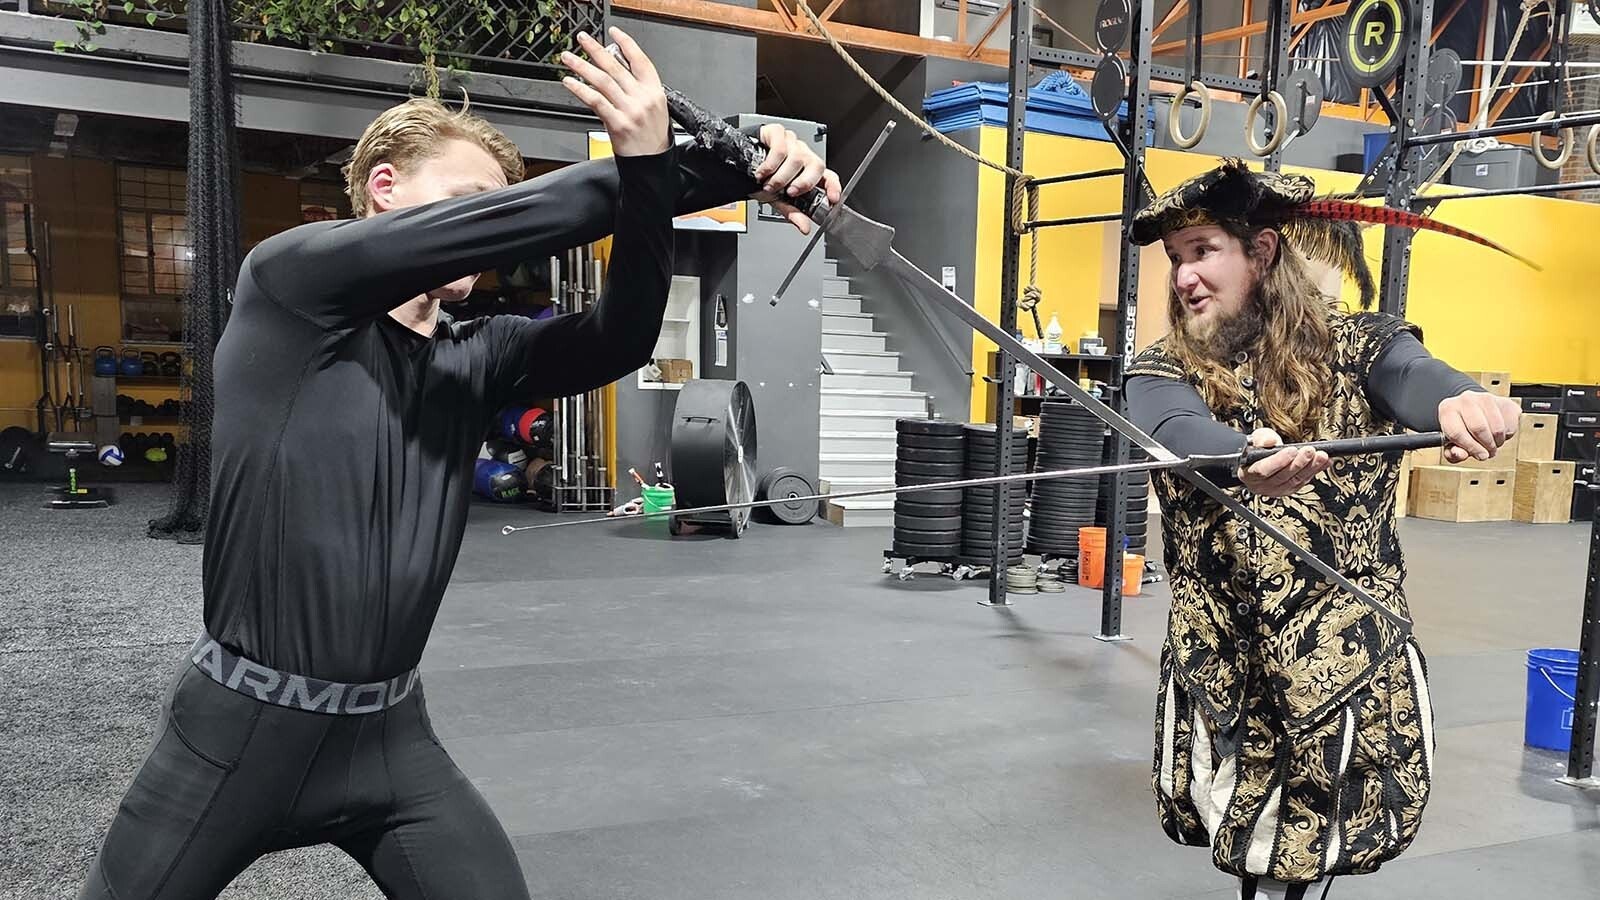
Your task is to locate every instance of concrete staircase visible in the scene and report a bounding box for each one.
[817,258,925,527]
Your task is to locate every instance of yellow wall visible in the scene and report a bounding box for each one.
[0,159,308,432]
[968,129,1600,418]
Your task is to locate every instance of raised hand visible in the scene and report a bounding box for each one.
[560,28,669,157]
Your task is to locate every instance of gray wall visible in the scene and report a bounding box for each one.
[611,15,830,496]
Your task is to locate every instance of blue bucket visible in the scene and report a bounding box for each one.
[1525,648,1581,751]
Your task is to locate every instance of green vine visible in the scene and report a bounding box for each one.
[47,0,585,99]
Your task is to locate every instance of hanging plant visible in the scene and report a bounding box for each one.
[49,0,589,99]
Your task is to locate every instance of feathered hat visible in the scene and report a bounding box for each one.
[1129,158,1534,309]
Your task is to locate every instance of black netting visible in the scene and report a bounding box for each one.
[149,0,240,543]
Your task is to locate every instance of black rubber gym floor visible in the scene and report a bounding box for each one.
[2,483,1596,899]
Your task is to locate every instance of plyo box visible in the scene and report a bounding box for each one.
[1410,465,1514,522]
[1513,460,1576,524]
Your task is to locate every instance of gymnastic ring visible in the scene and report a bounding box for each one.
[1531,111,1573,170]
[1168,80,1213,150]
[1245,91,1288,157]
[1585,123,1600,175]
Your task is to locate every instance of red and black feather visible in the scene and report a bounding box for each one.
[1297,198,1541,271]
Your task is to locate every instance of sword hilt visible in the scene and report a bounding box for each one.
[1240,431,1446,466]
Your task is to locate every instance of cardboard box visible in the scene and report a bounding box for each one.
[655,358,694,383]
[1410,465,1515,522]
[1463,371,1511,397]
[1513,460,1576,524]
[1518,414,1559,461]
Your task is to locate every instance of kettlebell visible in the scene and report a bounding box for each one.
[159,351,182,377]
[141,352,160,376]
[119,349,143,377]
[95,346,118,377]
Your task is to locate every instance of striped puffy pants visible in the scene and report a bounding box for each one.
[1152,639,1436,884]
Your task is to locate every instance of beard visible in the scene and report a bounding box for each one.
[1179,290,1265,363]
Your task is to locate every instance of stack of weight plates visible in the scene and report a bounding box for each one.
[960,423,1027,564]
[1094,444,1153,556]
[1027,400,1105,561]
[892,419,966,559]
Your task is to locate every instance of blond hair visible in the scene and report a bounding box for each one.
[343,97,525,216]
[1163,226,1338,443]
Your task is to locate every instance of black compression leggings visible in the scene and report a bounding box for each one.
[78,662,529,900]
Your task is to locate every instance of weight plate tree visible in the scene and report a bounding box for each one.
[669,379,758,537]
[892,418,965,559]
[961,423,1027,564]
[1027,400,1105,564]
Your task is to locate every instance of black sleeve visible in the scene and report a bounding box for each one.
[1126,375,1247,487]
[483,151,676,401]
[242,141,754,330]
[1366,331,1483,431]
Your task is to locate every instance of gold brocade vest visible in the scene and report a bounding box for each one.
[1127,312,1417,739]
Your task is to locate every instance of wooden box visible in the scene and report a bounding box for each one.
[1410,465,1515,522]
[1463,371,1512,397]
[1513,460,1576,524]
[1395,451,1412,517]
[1409,445,1442,467]
[1517,414,1559,461]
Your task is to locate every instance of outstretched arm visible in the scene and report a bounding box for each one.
[243,149,754,330]
[1366,331,1520,463]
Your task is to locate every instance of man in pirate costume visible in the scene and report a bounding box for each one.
[1123,160,1524,900]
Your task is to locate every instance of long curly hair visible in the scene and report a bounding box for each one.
[1161,223,1337,443]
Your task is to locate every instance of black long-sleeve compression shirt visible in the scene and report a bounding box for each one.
[1126,331,1482,483]
[202,145,753,683]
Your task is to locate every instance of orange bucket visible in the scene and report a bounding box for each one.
[1077,527,1106,587]
[1122,553,1145,596]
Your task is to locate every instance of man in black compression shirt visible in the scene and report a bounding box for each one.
[78,29,840,900]
[1122,160,1521,900]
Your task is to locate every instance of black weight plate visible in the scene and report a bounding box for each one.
[1091,54,1128,124]
[896,470,958,486]
[895,512,962,531]
[1425,47,1461,108]
[761,470,819,525]
[896,418,963,436]
[896,486,963,505]
[896,461,965,478]
[897,433,966,450]
[0,426,36,474]
[1341,0,1406,89]
[1094,0,1131,51]
[898,506,963,523]
[1280,69,1324,134]
[897,447,965,464]
[1027,513,1095,531]
[895,528,963,544]
[1031,488,1101,503]
[892,541,960,557]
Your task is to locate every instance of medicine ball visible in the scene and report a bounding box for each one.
[473,458,527,502]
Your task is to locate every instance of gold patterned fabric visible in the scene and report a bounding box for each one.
[1130,311,1435,881]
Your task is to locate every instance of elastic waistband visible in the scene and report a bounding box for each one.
[188,633,419,715]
